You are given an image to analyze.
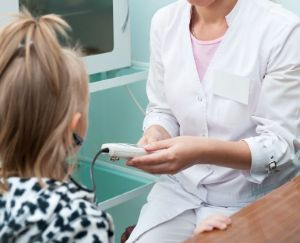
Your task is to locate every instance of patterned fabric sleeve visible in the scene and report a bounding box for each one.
[42,198,114,243]
[40,180,115,243]
[0,178,114,243]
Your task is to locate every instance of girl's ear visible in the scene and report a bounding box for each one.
[70,112,82,132]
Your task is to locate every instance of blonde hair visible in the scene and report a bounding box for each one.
[0,9,89,191]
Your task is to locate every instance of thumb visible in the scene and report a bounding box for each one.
[138,136,157,146]
[144,139,172,152]
[137,137,147,146]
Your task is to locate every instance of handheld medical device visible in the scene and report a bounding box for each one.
[86,143,147,202]
[101,143,148,161]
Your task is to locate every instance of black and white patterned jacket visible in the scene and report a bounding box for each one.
[0,177,114,243]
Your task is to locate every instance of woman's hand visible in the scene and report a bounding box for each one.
[127,136,251,174]
[127,136,205,174]
[194,215,232,234]
[138,125,171,146]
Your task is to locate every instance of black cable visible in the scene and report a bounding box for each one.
[90,147,109,203]
[69,176,93,193]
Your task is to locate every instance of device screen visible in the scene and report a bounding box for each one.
[20,0,114,56]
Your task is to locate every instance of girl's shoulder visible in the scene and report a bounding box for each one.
[0,177,114,242]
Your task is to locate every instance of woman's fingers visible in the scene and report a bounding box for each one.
[194,225,214,234]
[126,148,184,174]
[127,150,170,166]
[138,136,147,146]
[144,139,172,152]
[194,221,226,234]
[206,215,232,225]
[138,135,158,146]
[129,136,200,174]
[194,215,232,234]
[129,163,173,174]
[139,125,172,146]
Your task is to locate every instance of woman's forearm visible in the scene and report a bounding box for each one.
[200,139,252,170]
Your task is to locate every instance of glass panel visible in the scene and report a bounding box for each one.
[20,0,114,55]
[89,65,147,83]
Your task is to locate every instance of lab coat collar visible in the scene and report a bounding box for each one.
[186,0,243,27]
[225,0,243,26]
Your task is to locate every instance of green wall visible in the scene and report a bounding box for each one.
[130,0,176,63]
[80,81,148,165]
[278,0,300,16]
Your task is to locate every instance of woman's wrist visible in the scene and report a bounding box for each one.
[139,124,171,145]
[145,125,171,139]
[196,138,251,170]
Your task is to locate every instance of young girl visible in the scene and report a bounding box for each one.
[0,10,114,242]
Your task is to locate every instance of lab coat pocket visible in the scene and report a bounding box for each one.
[213,70,250,105]
[210,70,251,129]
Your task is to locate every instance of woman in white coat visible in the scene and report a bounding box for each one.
[127,0,300,242]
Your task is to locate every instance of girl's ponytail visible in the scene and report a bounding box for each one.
[0,8,71,93]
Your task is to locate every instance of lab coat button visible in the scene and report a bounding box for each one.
[269,161,277,171]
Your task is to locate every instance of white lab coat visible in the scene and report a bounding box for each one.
[128,0,300,241]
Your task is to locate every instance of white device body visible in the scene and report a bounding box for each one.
[101,143,147,160]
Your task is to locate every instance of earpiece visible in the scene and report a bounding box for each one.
[73,133,84,146]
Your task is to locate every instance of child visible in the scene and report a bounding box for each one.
[0,10,113,242]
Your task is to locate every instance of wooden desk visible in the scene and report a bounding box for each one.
[186,176,300,243]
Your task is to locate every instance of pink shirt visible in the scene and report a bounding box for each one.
[191,33,223,81]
